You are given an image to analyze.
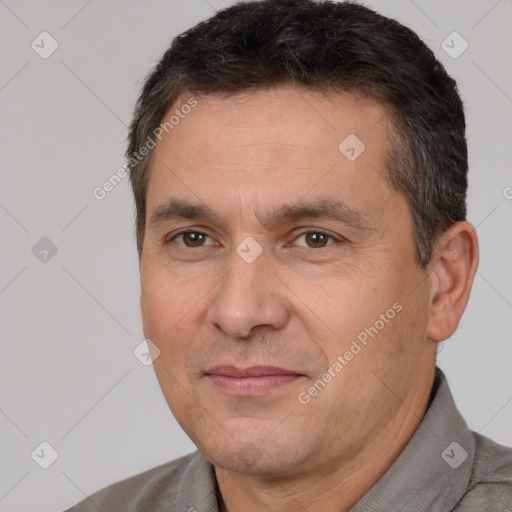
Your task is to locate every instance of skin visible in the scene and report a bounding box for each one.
[139,85,479,512]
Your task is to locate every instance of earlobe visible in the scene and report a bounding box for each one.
[426,221,479,342]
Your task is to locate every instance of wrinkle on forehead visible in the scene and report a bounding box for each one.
[147,84,397,231]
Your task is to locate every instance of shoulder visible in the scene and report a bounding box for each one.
[455,432,512,511]
[62,451,203,512]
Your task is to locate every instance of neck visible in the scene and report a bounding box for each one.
[215,365,436,512]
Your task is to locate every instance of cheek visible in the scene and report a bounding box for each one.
[313,265,426,374]
[141,265,200,336]
[142,282,201,418]
[140,268,211,376]
[308,275,392,345]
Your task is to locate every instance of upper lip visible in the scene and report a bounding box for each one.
[205,365,302,377]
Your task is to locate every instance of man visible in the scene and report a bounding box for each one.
[64,0,512,510]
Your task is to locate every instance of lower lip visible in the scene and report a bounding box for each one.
[207,374,302,395]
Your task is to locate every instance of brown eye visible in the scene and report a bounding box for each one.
[294,231,335,248]
[172,231,212,248]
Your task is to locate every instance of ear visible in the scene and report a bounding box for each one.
[426,221,479,342]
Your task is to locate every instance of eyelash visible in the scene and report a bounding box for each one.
[166,229,340,249]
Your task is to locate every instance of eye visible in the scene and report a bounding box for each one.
[168,230,215,248]
[292,231,337,249]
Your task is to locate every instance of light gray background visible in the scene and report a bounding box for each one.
[0,0,511,510]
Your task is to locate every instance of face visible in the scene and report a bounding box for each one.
[140,86,436,479]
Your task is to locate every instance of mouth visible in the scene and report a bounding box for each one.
[205,365,305,396]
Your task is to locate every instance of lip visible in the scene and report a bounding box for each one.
[205,365,304,395]
[206,365,300,377]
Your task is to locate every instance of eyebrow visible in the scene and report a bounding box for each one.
[148,198,372,231]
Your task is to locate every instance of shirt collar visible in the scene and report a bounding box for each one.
[175,450,220,511]
[349,367,475,511]
[175,367,475,512]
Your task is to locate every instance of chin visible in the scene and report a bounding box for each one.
[196,426,311,478]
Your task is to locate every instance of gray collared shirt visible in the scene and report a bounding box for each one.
[64,368,512,511]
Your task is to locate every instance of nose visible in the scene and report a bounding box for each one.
[206,249,290,339]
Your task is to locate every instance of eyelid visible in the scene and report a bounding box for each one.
[289,229,339,247]
[165,227,345,248]
[166,228,216,246]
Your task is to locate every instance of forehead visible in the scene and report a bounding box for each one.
[147,86,396,221]
[157,87,390,164]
